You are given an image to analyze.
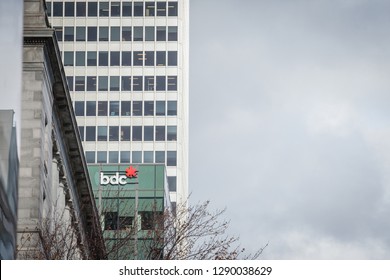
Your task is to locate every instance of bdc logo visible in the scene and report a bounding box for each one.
[100,166,138,185]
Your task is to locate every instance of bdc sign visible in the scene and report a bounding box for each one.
[100,166,138,185]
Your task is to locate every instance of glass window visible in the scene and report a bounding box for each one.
[109,126,119,141]
[156,76,166,91]
[156,51,166,66]
[132,126,142,141]
[122,51,131,66]
[144,76,155,91]
[134,2,144,16]
[87,76,97,91]
[168,51,177,66]
[132,101,142,116]
[85,151,95,163]
[157,2,166,16]
[121,76,131,91]
[133,27,143,41]
[63,51,73,66]
[156,26,166,41]
[65,2,74,17]
[122,2,132,16]
[75,76,85,91]
[145,2,155,16]
[111,27,120,41]
[145,27,155,41]
[121,101,131,116]
[168,176,176,191]
[145,51,154,66]
[53,2,63,17]
[121,127,130,141]
[85,126,96,141]
[76,2,86,16]
[155,126,165,141]
[86,101,96,116]
[109,152,119,163]
[87,27,97,41]
[168,26,178,41]
[46,2,52,17]
[75,51,85,66]
[97,126,108,141]
[110,52,120,66]
[54,26,63,41]
[97,151,107,163]
[99,51,108,66]
[168,2,178,16]
[120,151,130,163]
[144,151,154,163]
[132,151,142,163]
[98,101,108,116]
[78,126,84,140]
[167,126,177,141]
[74,101,84,116]
[133,76,143,91]
[133,51,143,66]
[98,76,108,91]
[122,27,132,41]
[110,76,120,91]
[155,151,165,163]
[88,2,98,16]
[76,27,86,41]
[111,2,120,16]
[99,27,109,41]
[167,76,177,91]
[87,51,97,66]
[144,126,154,141]
[99,2,109,17]
[144,101,154,116]
[64,27,74,41]
[67,76,73,91]
[156,101,165,116]
[110,101,120,116]
[167,151,177,166]
[167,101,177,115]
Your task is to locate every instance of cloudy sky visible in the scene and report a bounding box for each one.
[189,0,390,259]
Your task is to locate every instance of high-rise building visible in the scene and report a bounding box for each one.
[46,0,189,209]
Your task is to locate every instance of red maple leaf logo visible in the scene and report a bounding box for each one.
[125,166,138,178]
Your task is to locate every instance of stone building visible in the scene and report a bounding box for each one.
[17,0,105,259]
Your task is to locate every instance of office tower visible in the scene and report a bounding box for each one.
[46,0,189,209]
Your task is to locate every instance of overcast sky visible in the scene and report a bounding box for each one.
[189,0,390,259]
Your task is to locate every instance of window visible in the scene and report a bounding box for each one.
[122,27,132,41]
[168,2,178,16]
[156,101,166,116]
[63,51,73,66]
[157,2,166,16]
[132,101,142,116]
[132,126,142,141]
[99,51,108,66]
[134,2,144,16]
[75,76,85,91]
[87,27,97,41]
[111,27,120,41]
[79,126,84,140]
[110,51,120,66]
[54,26,63,41]
[65,2,74,17]
[85,126,96,141]
[46,2,52,17]
[122,51,131,66]
[167,151,177,166]
[155,151,165,163]
[104,212,118,230]
[75,51,85,66]
[98,101,108,116]
[132,151,142,163]
[140,212,154,230]
[85,151,95,163]
[144,76,155,91]
[76,26,86,41]
[168,176,176,191]
[120,151,130,163]
[109,151,118,163]
[110,101,120,116]
[144,101,154,116]
[111,2,120,16]
[97,126,108,141]
[97,151,107,163]
[133,51,143,66]
[167,101,177,115]
[86,101,96,116]
[145,27,155,41]
[67,76,73,91]
[87,51,97,66]
[133,27,143,41]
[156,26,166,41]
[145,2,155,16]
[88,2,98,16]
[168,51,177,66]
[156,76,166,91]
[110,76,120,91]
[99,27,109,41]
[156,51,166,66]
[145,51,154,66]
[74,101,84,116]
[133,76,143,91]
[99,2,109,17]
[53,2,63,17]
[121,127,130,141]
[168,76,177,91]
[121,76,131,91]
[167,126,177,141]
[76,2,86,16]
[109,126,119,141]
[155,126,165,141]
[64,27,74,41]
[122,2,132,16]
[144,126,154,141]
[144,151,154,163]
[87,76,97,91]
[98,76,108,91]
[121,101,131,116]
[168,26,178,41]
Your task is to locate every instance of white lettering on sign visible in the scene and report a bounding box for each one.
[100,172,127,185]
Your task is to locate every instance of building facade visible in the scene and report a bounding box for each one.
[17,0,105,259]
[46,0,189,210]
